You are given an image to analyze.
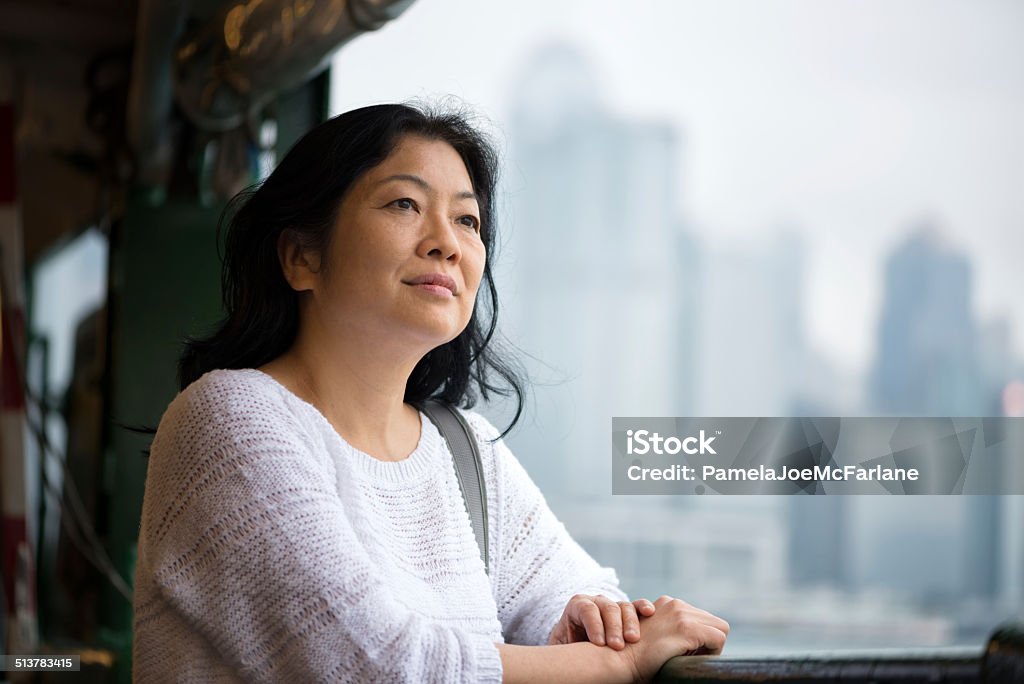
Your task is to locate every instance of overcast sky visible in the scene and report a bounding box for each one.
[331,0,1024,375]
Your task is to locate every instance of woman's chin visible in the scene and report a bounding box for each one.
[401,317,469,349]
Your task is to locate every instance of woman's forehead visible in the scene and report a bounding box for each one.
[365,136,475,193]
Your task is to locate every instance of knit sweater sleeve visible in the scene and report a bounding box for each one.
[463,412,630,647]
[133,376,503,683]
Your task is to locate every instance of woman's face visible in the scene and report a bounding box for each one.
[296,134,486,351]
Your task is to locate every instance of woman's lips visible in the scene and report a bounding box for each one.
[410,283,454,297]
[404,273,457,296]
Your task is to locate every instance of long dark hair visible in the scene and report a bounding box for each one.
[179,102,525,435]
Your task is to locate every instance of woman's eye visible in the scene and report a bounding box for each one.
[460,215,481,232]
[391,198,417,211]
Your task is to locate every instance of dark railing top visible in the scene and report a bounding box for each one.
[655,623,1023,683]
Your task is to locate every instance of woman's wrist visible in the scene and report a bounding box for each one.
[611,642,645,683]
[604,641,643,683]
[496,641,640,684]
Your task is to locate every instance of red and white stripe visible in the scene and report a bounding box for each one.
[0,63,37,655]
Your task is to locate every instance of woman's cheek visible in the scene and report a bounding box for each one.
[468,246,487,290]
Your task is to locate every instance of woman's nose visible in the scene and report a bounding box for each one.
[420,212,461,262]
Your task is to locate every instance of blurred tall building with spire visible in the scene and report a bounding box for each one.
[500,43,698,501]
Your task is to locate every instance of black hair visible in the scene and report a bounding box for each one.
[178,102,525,436]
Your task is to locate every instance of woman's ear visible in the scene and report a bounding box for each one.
[278,230,322,292]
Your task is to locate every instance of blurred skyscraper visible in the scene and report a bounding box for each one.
[495,44,799,616]
[869,226,985,416]
[865,226,1017,616]
[694,231,805,416]
[500,43,696,502]
[787,497,850,591]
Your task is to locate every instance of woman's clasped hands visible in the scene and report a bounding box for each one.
[549,594,730,682]
[548,595,656,649]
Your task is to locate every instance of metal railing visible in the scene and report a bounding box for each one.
[655,623,1023,683]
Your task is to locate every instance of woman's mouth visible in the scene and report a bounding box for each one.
[404,273,457,296]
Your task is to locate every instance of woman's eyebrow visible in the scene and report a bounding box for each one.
[375,173,477,202]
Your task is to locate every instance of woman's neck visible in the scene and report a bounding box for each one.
[258,326,426,462]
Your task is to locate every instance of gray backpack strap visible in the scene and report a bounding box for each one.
[418,400,490,574]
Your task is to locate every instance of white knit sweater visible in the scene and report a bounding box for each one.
[132,368,628,683]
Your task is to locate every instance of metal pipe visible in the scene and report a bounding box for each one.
[126,0,190,187]
[174,0,416,132]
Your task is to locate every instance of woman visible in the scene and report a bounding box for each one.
[132,103,729,682]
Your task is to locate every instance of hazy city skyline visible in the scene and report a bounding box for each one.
[330,0,1024,374]
[419,27,1019,648]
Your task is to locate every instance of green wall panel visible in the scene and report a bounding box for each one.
[101,193,225,679]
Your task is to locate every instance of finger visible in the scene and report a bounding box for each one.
[687,607,730,636]
[676,621,728,657]
[654,594,676,608]
[621,602,641,643]
[706,614,730,636]
[633,598,656,616]
[548,616,568,645]
[698,624,729,655]
[576,600,606,646]
[597,598,625,649]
